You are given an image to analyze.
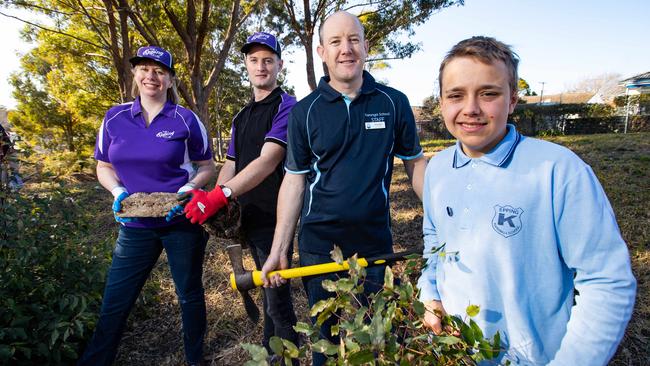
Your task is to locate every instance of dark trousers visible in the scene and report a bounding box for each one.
[246,229,299,351]
[78,222,208,365]
[300,251,387,366]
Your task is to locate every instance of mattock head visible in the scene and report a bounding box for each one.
[226,243,260,323]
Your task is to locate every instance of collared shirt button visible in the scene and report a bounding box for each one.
[464,207,469,213]
[466,184,472,190]
[471,162,478,168]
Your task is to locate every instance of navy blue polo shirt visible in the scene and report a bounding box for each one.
[226,87,296,235]
[285,71,423,257]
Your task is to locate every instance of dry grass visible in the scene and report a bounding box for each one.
[110,133,648,365]
[544,133,650,366]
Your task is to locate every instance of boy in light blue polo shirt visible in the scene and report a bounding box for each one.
[417,36,636,365]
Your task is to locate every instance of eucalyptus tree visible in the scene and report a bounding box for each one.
[264,0,463,91]
[4,0,265,132]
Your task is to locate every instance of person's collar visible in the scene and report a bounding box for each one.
[318,71,376,102]
[131,96,176,118]
[252,86,283,105]
[452,124,521,168]
[160,99,177,117]
[131,97,142,117]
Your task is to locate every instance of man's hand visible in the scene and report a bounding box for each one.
[261,251,289,288]
[423,300,447,335]
[183,186,228,225]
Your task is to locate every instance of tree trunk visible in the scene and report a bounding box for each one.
[195,91,211,137]
[103,0,132,102]
[305,35,317,91]
[65,116,75,152]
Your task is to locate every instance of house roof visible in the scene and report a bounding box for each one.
[621,71,650,88]
[412,106,426,121]
[520,92,595,105]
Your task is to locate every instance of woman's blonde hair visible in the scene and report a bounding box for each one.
[130,64,180,104]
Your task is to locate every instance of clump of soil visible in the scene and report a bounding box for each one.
[116,192,178,218]
[115,192,243,242]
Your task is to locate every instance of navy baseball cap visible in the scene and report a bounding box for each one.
[129,46,175,75]
[241,32,282,58]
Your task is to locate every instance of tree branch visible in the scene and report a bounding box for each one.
[120,0,159,45]
[76,0,111,47]
[0,10,104,49]
[205,0,242,93]
[9,1,74,16]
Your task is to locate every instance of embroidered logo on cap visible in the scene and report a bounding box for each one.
[142,48,165,58]
[250,33,271,41]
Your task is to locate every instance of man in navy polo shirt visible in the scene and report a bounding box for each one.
[260,11,427,365]
[183,32,299,353]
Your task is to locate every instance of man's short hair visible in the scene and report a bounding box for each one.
[439,36,520,95]
[318,11,365,45]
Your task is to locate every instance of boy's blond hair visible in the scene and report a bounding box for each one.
[439,36,520,95]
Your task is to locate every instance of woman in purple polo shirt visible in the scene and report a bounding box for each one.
[78,46,215,366]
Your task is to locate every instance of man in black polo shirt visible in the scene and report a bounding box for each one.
[184,31,299,352]
[261,11,427,365]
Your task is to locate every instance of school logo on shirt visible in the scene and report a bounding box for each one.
[364,112,389,130]
[156,130,175,139]
[492,205,523,238]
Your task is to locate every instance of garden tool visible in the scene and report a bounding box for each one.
[227,243,261,323]
[230,248,422,292]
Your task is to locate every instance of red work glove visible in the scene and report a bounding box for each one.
[184,187,228,224]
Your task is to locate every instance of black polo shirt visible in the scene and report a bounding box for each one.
[285,71,423,257]
[226,87,296,235]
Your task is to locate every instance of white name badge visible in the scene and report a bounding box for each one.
[365,121,386,130]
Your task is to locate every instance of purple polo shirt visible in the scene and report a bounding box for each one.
[95,97,212,228]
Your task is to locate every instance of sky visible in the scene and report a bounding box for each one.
[1,0,649,109]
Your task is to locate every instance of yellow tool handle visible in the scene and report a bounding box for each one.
[230,258,370,290]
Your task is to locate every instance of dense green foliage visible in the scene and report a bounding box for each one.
[243,247,500,365]
[6,0,257,170]
[0,187,113,364]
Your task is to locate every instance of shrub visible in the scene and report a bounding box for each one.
[243,248,501,365]
[0,188,112,365]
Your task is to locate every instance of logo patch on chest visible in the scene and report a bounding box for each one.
[492,205,524,238]
[364,112,390,129]
[156,130,175,139]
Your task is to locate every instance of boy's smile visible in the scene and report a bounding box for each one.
[440,57,518,158]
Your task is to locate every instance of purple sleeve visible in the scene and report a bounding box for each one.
[226,122,236,160]
[94,116,111,162]
[187,112,213,161]
[265,93,296,148]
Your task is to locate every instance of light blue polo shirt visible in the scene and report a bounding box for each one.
[418,124,635,365]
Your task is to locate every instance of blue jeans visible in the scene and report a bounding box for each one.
[245,229,299,351]
[300,251,387,366]
[78,221,208,365]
